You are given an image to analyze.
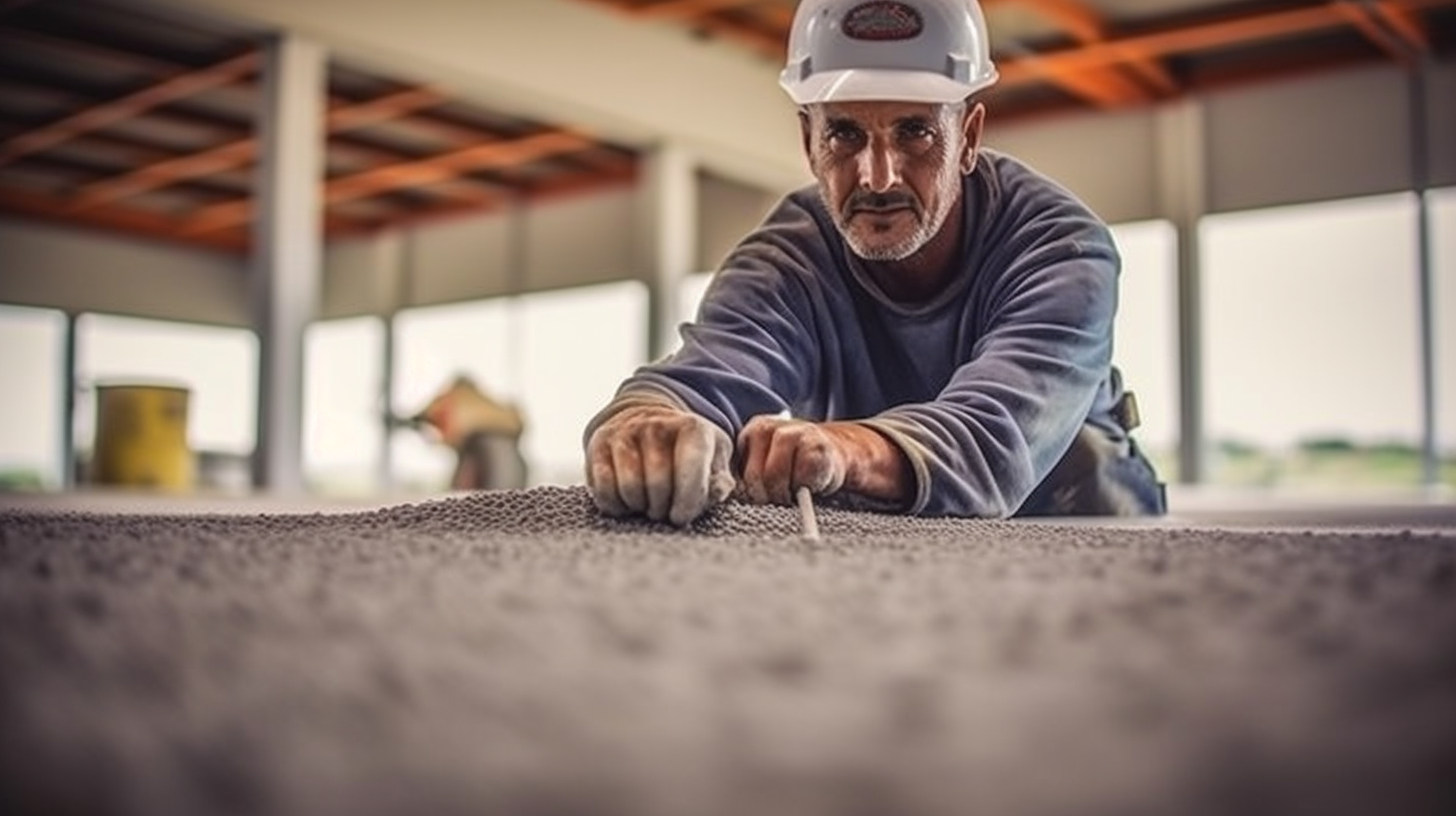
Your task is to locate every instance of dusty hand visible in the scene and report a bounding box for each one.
[736,415,852,506]
[585,404,736,526]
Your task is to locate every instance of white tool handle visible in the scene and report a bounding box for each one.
[796,486,821,541]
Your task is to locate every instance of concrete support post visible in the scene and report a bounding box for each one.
[506,196,528,394]
[61,311,77,489]
[250,33,326,494]
[1410,58,1438,489]
[640,143,699,362]
[1156,98,1208,485]
[376,230,409,492]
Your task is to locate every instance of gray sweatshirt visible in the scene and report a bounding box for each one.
[595,149,1130,518]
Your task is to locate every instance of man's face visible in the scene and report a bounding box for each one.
[801,100,982,262]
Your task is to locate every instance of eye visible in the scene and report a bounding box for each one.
[824,122,864,149]
[897,120,934,142]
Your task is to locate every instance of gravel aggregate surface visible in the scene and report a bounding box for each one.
[3,486,1454,816]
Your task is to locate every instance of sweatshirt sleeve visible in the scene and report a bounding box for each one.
[862,200,1120,518]
[583,197,825,444]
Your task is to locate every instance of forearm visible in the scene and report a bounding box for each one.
[828,421,913,508]
[853,406,1031,518]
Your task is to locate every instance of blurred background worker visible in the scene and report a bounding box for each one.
[406,375,528,491]
[584,0,1165,525]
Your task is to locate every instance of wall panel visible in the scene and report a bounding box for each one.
[404,212,511,307]
[525,188,637,291]
[698,171,779,272]
[985,108,1161,225]
[320,233,402,320]
[1205,64,1412,214]
[1426,59,1456,189]
[0,219,247,326]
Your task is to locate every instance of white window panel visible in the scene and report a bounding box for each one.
[1110,220,1179,473]
[391,298,514,491]
[652,271,715,358]
[75,313,258,457]
[1202,192,1422,486]
[679,271,715,326]
[304,316,384,495]
[1432,187,1456,464]
[0,304,67,490]
[518,281,648,487]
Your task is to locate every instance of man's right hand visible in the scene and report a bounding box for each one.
[585,404,736,526]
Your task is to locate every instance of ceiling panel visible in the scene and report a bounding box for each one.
[1,0,1451,256]
[0,0,641,254]
[581,0,1453,115]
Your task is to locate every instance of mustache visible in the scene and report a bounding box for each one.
[843,191,920,217]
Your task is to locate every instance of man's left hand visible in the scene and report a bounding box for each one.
[737,415,914,507]
[735,416,856,505]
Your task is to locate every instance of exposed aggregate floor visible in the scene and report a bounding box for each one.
[2,485,1454,816]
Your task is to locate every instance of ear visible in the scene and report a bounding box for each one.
[798,108,817,173]
[960,102,986,175]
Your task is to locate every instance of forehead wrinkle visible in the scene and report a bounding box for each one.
[815,104,948,128]
[819,113,936,132]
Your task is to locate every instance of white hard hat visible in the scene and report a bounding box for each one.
[779,0,998,105]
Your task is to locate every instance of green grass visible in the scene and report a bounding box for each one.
[0,469,47,492]
[1166,442,1456,490]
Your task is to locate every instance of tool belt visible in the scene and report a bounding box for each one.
[1108,366,1141,432]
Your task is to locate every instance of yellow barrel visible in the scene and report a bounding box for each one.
[91,382,195,491]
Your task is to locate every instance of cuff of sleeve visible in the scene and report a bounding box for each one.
[848,416,932,516]
[580,385,691,450]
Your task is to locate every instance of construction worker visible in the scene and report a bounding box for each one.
[410,375,528,491]
[584,0,1165,525]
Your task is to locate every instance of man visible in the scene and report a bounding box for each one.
[408,375,528,491]
[584,0,1165,526]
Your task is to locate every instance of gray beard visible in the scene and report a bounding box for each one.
[832,198,953,263]
[822,170,959,263]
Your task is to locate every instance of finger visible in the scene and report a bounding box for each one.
[762,427,800,505]
[708,429,736,505]
[669,423,713,527]
[586,434,629,516]
[795,431,840,494]
[737,417,774,504]
[641,424,675,522]
[610,435,648,514]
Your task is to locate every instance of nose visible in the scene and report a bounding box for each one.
[856,141,902,193]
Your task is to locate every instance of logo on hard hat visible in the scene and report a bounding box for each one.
[842,1,924,41]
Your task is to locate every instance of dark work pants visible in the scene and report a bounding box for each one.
[1016,424,1167,517]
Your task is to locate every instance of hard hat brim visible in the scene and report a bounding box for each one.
[780,67,997,106]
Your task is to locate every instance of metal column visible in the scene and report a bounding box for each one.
[641,144,699,362]
[377,230,410,492]
[250,33,326,494]
[1410,58,1438,488]
[60,310,77,489]
[1157,99,1208,485]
